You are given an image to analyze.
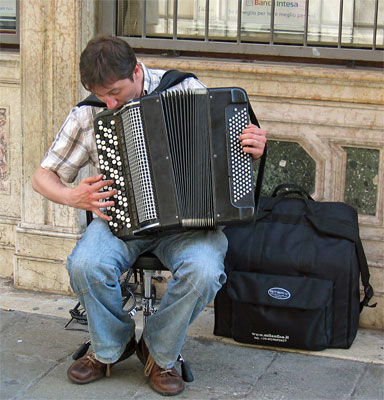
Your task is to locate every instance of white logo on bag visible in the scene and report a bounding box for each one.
[268,287,291,300]
[252,332,290,343]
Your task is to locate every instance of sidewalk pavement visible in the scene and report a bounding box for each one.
[1,278,383,400]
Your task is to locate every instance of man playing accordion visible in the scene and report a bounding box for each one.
[32,35,266,396]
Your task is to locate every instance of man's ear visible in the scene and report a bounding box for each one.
[133,63,141,79]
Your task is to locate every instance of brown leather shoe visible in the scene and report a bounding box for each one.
[136,336,184,396]
[67,335,136,384]
[147,360,185,396]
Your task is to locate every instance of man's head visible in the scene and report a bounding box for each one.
[80,35,144,109]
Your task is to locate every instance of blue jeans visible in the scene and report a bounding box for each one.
[66,218,228,369]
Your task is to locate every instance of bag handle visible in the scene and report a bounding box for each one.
[257,183,313,216]
[272,183,313,200]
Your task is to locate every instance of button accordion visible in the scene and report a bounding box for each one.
[95,87,257,239]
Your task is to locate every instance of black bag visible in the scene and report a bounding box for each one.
[214,184,376,351]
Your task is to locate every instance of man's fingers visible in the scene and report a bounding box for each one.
[240,138,265,148]
[238,124,267,160]
[97,189,117,200]
[92,198,115,208]
[93,208,112,221]
[81,175,115,193]
[239,131,267,142]
[242,124,267,134]
[82,174,104,184]
[92,179,114,192]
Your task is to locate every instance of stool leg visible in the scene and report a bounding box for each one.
[177,354,194,382]
[142,270,156,325]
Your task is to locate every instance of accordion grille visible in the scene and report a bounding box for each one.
[161,90,214,227]
[228,106,253,203]
[121,106,158,224]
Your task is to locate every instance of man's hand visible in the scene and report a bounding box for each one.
[32,167,116,221]
[239,124,267,159]
[69,174,117,221]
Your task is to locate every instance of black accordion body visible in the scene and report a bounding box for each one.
[95,87,255,239]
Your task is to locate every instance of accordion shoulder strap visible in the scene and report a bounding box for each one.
[248,101,267,210]
[77,93,106,108]
[76,69,198,108]
[153,69,197,93]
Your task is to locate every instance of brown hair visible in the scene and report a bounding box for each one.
[79,35,137,91]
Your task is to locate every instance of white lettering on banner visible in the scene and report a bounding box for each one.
[196,0,309,26]
[241,0,307,29]
[194,0,354,44]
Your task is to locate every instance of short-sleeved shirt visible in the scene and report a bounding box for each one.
[41,62,205,183]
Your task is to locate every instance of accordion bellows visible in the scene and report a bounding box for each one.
[95,87,255,239]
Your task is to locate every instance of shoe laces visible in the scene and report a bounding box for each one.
[144,354,176,377]
[144,354,156,376]
[84,352,111,377]
[160,368,175,376]
[85,352,97,364]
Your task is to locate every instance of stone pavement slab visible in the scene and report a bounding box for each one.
[1,309,383,400]
[1,278,383,365]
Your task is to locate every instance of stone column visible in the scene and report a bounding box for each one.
[15,0,96,293]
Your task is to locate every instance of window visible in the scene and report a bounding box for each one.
[0,0,19,48]
[99,0,383,63]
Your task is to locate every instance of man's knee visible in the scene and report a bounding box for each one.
[66,218,127,289]
[202,263,226,291]
[178,257,226,303]
[66,245,116,294]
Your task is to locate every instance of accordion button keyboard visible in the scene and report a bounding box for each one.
[227,106,253,204]
[96,117,132,233]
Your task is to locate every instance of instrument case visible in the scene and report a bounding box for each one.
[214,184,376,350]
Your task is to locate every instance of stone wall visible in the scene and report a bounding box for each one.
[0,52,21,278]
[138,57,384,330]
[0,0,382,330]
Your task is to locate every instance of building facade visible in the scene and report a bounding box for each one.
[0,0,383,330]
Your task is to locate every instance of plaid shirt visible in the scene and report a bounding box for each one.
[41,62,205,183]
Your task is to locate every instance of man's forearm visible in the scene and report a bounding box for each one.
[32,166,72,206]
[32,166,117,220]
